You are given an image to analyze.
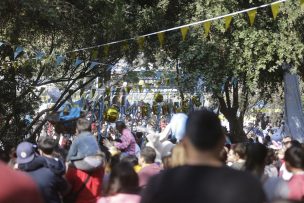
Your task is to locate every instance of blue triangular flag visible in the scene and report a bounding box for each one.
[89,62,99,70]
[74,58,83,67]
[14,46,24,59]
[106,65,114,71]
[35,51,45,60]
[156,71,161,79]
[56,55,65,65]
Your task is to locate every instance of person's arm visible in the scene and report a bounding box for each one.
[114,132,131,150]
[159,124,171,142]
[66,139,78,161]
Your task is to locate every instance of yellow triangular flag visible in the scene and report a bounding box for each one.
[103,45,109,57]
[137,37,145,50]
[122,41,129,52]
[203,21,211,37]
[91,50,98,60]
[271,3,281,19]
[301,0,304,10]
[224,16,233,30]
[247,9,257,26]
[180,27,189,41]
[157,32,165,47]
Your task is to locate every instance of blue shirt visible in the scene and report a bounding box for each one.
[67,131,100,161]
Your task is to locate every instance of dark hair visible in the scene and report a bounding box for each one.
[232,143,247,159]
[38,136,57,155]
[121,155,139,167]
[290,140,302,148]
[186,109,223,150]
[140,147,156,164]
[284,146,304,169]
[244,143,268,172]
[107,162,139,194]
[265,148,277,165]
[219,148,228,164]
[116,121,126,132]
[77,118,91,132]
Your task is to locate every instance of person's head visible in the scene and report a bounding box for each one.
[38,136,57,156]
[264,135,271,145]
[244,143,268,177]
[76,118,91,133]
[16,142,35,164]
[139,147,156,165]
[115,121,126,133]
[284,146,304,173]
[230,143,247,161]
[184,109,224,152]
[265,148,277,165]
[121,155,139,167]
[106,162,139,195]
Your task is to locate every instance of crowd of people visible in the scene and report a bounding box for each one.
[1,109,304,203]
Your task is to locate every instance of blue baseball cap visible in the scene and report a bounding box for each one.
[16,142,35,164]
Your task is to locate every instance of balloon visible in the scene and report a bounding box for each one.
[104,107,119,123]
[154,93,164,103]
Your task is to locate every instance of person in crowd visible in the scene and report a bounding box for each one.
[65,118,105,203]
[114,121,136,156]
[264,148,279,177]
[161,153,172,170]
[279,138,300,181]
[16,141,69,203]
[159,118,168,133]
[8,147,17,168]
[158,113,188,143]
[170,143,186,168]
[121,155,142,172]
[284,145,304,200]
[244,143,288,202]
[38,136,66,176]
[141,109,265,203]
[67,118,104,171]
[98,162,141,203]
[0,160,44,203]
[227,143,246,169]
[138,147,161,188]
[219,147,228,164]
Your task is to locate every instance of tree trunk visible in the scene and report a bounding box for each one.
[217,79,247,143]
[226,116,246,143]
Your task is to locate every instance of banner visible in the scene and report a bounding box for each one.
[180,27,189,41]
[137,36,145,50]
[271,3,281,19]
[91,50,99,60]
[224,16,233,30]
[157,32,165,47]
[247,9,257,26]
[203,21,211,37]
[103,45,110,57]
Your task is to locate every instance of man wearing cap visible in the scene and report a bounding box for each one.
[16,141,68,203]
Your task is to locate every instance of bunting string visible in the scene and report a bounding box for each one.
[65,0,288,54]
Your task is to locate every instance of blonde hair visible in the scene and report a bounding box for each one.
[171,144,187,167]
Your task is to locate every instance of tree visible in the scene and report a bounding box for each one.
[118,0,304,142]
[0,0,140,150]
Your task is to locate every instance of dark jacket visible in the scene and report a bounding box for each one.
[18,156,68,203]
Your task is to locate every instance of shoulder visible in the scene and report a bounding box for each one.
[0,162,44,202]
